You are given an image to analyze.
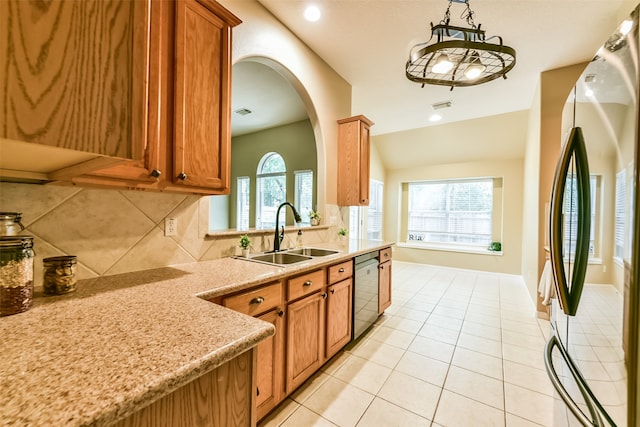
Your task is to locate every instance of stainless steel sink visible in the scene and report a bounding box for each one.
[287,247,339,257]
[236,247,340,266]
[247,252,312,265]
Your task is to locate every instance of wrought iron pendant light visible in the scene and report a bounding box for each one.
[406,0,516,90]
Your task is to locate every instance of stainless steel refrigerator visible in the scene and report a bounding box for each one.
[545,5,640,426]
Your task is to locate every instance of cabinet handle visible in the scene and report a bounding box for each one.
[177,172,187,180]
[303,280,313,287]
[250,297,265,305]
[277,310,284,317]
[384,253,389,258]
[379,265,384,270]
[339,268,345,273]
[150,169,161,178]
[322,293,328,299]
[330,289,335,294]
[256,387,260,396]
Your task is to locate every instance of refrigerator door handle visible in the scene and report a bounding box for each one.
[549,126,591,315]
[544,335,612,426]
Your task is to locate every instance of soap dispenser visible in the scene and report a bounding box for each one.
[296,229,303,248]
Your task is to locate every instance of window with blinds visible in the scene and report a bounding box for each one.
[407,178,493,246]
[294,170,313,226]
[256,152,286,230]
[562,175,598,257]
[368,179,384,240]
[615,169,626,261]
[236,176,250,230]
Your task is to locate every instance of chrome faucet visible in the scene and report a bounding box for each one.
[273,202,302,252]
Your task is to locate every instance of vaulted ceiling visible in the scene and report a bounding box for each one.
[232,0,630,138]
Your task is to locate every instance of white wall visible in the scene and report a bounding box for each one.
[378,111,528,275]
[521,80,542,303]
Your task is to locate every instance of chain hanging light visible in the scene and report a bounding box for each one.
[406,0,516,90]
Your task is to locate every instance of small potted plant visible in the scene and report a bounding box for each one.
[239,234,251,257]
[338,227,348,239]
[309,210,321,226]
[488,241,502,252]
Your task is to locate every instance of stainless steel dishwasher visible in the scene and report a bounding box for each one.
[353,251,379,340]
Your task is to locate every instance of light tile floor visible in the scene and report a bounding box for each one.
[259,261,554,427]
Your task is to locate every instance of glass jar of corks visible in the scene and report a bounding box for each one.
[0,236,35,316]
[43,256,77,295]
[0,212,25,237]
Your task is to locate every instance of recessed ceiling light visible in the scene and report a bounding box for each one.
[585,88,594,97]
[235,108,252,116]
[304,5,321,22]
[620,19,634,36]
[429,114,442,122]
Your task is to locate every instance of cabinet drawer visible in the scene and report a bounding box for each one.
[223,281,283,317]
[328,260,353,284]
[288,269,325,301]
[380,247,392,262]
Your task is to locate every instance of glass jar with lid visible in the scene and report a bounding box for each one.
[0,236,34,316]
[0,212,25,236]
[43,256,77,295]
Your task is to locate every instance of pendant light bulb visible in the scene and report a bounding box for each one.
[464,54,486,80]
[432,53,454,74]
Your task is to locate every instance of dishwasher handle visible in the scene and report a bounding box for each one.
[355,258,379,270]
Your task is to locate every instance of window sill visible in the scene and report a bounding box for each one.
[206,224,330,239]
[398,242,503,256]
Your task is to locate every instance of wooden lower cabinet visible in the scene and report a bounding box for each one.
[220,281,284,420]
[255,308,285,420]
[378,247,392,314]
[378,259,392,314]
[217,261,357,422]
[114,349,255,427]
[286,291,325,394]
[325,278,353,359]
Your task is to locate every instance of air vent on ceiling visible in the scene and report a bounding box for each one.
[234,108,253,116]
[432,101,453,110]
[584,74,597,83]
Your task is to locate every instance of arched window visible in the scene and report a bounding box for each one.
[256,152,286,229]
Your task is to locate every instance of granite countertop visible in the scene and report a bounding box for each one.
[0,239,393,426]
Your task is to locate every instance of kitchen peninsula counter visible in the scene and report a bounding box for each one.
[0,239,392,426]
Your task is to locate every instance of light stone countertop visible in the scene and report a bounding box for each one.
[0,239,393,426]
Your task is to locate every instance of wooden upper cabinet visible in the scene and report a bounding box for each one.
[172,0,238,192]
[337,115,374,206]
[92,0,240,193]
[88,0,240,193]
[0,0,151,179]
[0,0,149,158]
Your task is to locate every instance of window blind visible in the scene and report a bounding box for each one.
[407,178,493,246]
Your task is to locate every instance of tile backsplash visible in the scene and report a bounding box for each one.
[0,182,337,290]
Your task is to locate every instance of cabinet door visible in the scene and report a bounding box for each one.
[256,308,285,421]
[77,0,163,187]
[337,115,373,206]
[114,349,254,427]
[173,0,233,192]
[286,292,325,393]
[378,260,392,314]
[326,278,353,359]
[0,0,150,160]
[358,120,371,204]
